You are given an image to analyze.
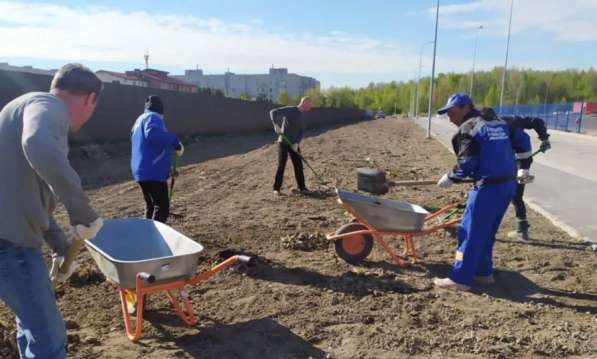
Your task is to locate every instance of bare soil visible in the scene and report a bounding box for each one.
[1,118,595,359]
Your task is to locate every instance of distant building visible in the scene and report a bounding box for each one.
[96,70,148,87]
[127,68,198,93]
[0,63,56,76]
[96,68,197,93]
[174,67,319,101]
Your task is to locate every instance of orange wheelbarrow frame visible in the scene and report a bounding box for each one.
[326,202,461,267]
[116,255,250,342]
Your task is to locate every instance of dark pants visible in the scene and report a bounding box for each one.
[511,183,527,221]
[138,181,169,223]
[273,142,306,191]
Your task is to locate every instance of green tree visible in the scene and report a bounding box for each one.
[277,91,290,105]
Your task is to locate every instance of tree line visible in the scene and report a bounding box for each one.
[276,67,597,114]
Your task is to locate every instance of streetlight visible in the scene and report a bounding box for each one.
[543,75,553,117]
[426,0,440,139]
[414,40,434,119]
[499,0,514,113]
[469,25,483,98]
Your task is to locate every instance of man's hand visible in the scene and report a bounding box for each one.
[291,143,299,152]
[539,139,551,153]
[74,217,104,239]
[437,174,454,188]
[175,141,184,157]
[50,255,77,283]
[517,169,534,184]
[274,124,282,135]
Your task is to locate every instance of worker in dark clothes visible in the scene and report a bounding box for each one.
[480,107,551,241]
[271,96,313,195]
[130,95,183,223]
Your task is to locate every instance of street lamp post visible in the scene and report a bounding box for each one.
[499,0,514,113]
[469,25,483,97]
[543,77,552,117]
[426,0,440,139]
[414,40,434,119]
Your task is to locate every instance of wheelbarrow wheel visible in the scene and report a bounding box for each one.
[334,223,373,264]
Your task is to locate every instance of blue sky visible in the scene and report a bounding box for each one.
[1,0,596,88]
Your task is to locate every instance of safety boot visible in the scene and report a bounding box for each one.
[508,220,529,241]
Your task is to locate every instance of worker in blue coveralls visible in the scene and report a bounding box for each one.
[480,107,551,241]
[433,93,525,291]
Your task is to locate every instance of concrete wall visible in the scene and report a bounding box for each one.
[0,70,362,143]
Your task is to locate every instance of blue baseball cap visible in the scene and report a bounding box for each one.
[437,93,473,115]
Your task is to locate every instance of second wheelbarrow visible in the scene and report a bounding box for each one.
[85,218,251,341]
[326,189,462,267]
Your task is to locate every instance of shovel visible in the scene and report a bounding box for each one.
[280,134,330,188]
[168,155,184,219]
[169,155,180,204]
[388,179,474,187]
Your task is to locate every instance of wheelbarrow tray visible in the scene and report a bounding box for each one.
[85,218,204,289]
[336,189,429,232]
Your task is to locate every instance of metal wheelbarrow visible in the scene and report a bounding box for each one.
[85,218,251,341]
[326,189,462,267]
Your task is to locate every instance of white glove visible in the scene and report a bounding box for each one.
[437,174,454,188]
[50,255,78,283]
[291,143,299,152]
[517,169,534,184]
[175,142,184,157]
[274,125,282,135]
[74,217,104,239]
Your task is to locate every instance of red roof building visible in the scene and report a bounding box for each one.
[125,68,198,93]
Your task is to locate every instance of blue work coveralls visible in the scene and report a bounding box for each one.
[447,109,526,286]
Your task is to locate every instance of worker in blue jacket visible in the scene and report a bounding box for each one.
[434,93,524,291]
[131,95,183,223]
[480,107,551,241]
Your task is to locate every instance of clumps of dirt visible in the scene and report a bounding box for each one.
[280,232,329,251]
[69,267,106,287]
[0,322,17,358]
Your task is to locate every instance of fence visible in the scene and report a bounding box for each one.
[0,70,364,143]
[499,102,585,133]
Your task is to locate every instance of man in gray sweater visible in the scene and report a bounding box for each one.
[0,64,104,359]
[271,96,312,195]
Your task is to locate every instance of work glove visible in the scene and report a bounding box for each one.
[539,139,551,153]
[175,141,184,157]
[74,217,104,240]
[49,254,77,283]
[274,124,282,135]
[291,143,299,152]
[517,169,535,184]
[437,174,454,188]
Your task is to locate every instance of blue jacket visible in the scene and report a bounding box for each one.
[449,109,521,183]
[130,110,178,182]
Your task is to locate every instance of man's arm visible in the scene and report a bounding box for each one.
[449,133,480,181]
[511,128,533,170]
[21,100,98,226]
[144,114,179,147]
[505,115,549,140]
[44,217,71,257]
[270,106,294,134]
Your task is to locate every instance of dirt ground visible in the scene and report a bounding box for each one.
[1,118,596,359]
